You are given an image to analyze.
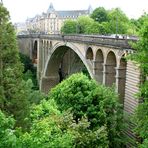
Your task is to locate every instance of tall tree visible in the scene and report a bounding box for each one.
[0,3,30,127]
[108,8,129,34]
[137,13,148,31]
[77,16,98,34]
[49,73,126,147]
[91,7,109,23]
[61,19,77,34]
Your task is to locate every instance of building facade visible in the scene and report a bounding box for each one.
[26,3,92,34]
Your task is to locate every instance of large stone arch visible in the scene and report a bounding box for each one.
[41,42,94,92]
[105,51,117,87]
[94,49,104,83]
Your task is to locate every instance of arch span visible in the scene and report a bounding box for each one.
[41,42,94,92]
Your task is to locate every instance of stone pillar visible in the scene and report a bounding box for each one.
[124,61,141,147]
[30,39,33,59]
[124,61,140,114]
[93,60,103,84]
[115,66,126,104]
[47,41,49,57]
[102,63,106,85]
[104,64,116,87]
[40,76,59,94]
[42,41,45,70]
[37,39,43,81]
[44,40,48,67]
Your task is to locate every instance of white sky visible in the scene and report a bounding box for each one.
[3,0,148,23]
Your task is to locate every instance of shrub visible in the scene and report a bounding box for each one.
[49,73,125,147]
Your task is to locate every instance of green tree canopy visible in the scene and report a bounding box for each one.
[77,16,96,34]
[137,13,148,30]
[61,19,77,34]
[19,99,108,148]
[0,3,31,128]
[91,7,109,23]
[61,16,100,34]
[108,8,129,34]
[49,73,126,147]
[0,110,19,147]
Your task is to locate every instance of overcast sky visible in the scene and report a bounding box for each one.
[3,0,148,23]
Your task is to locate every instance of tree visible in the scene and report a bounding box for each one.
[49,73,126,147]
[0,110,19,147]
[108,8,129,34]
[137,13,148,31]
[77,16,96,34]
[19,99,109,148]
[61,19,77,34]
[61,16,100,35]
[91,7,109,23]
[84,21,100,34]
[19,53,38,89]
[0,3,30,127]
[127,18,139,35]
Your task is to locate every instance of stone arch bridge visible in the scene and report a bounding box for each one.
[17,34,140,115]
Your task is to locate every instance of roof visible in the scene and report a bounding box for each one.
[56,10,89,18]
[47,2,55,13]
[26,3,92,22]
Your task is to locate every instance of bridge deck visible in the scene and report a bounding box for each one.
[17,34,138,49]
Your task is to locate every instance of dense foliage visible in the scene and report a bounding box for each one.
[1,3,148,148]
[19,99,109,148]
[0,3,32,127]
[107,8,129,34]
[61,7,147,35]
[91,7,109,23]
[0,110,19,147]
[61,16,100,34]
[19,53,38,89]
[0,3,44,129]
[61,19,77,34]
[49,73,126,147]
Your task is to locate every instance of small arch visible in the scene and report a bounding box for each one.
[118,56,127,104]
[95,49,104,83]
[32,40,38,64]
[86,47,93,60]
[105,51,116,87]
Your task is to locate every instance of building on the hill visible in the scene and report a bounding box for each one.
[26,3,92,34]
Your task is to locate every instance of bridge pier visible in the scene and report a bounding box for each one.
[116,66,127,104]
[93,60,103,84]
[104,64,116,87]
[40,76,59,93]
